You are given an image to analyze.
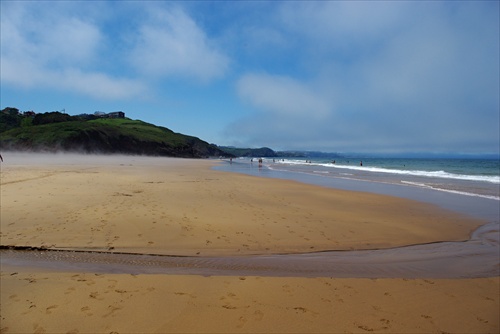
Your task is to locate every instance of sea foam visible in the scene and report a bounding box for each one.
[276,159,500,184]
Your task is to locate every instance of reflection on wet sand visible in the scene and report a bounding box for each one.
[2,222,498,279]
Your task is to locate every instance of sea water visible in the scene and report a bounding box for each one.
[214,156,500,223]
[272,157,500,200]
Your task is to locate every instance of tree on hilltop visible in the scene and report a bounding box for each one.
[0,107,22,132]
[32,111,76,125]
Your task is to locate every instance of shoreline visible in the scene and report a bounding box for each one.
[215,159,500,223]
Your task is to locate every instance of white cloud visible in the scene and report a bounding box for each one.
[0,2,230,102]
[128,7,229,82]
[237,73,332,119]
[279,1,411,55]
[59,69,148,100]
[1,3,101,68]
[0,2,147,100]
[1,56,147,100]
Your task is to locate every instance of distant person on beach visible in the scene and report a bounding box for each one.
[360,161,363,166]
[0,153,3,162]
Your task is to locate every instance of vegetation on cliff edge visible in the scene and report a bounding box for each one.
[0,110,230,158]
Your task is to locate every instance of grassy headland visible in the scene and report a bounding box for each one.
[0,110,228,158]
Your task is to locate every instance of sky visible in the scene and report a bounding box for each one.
[1,1,499,155]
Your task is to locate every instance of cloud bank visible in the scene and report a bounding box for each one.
[227,1,499,153]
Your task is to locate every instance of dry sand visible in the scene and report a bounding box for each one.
[1,272,498,334]
[0,153,498,333]
[0,153,483,255]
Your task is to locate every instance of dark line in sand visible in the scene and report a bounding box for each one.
[1,222,498,279]
[0,237,471,256]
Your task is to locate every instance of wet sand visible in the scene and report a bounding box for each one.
[1,221,499,278]
[0,153,498,333]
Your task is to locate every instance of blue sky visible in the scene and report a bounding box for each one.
[1,1,499,155]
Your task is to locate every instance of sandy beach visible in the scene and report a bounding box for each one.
[1,153,498,333]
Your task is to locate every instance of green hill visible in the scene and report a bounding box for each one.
[0,111,230,158]
[218,146,277,157]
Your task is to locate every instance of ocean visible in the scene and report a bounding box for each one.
[214,156,500,223]
[271,157,499,200]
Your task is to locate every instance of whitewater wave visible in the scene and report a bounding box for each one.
[400,181,500,201]
[276,159,500,184]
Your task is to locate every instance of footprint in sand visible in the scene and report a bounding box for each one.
[293,307,308,314]
[103,304,123,318]
[253,310,264,321]
[476,316,489,324]
[357,325,374,332]
[33,324,46,334]
[177,293,196,299]
[379,318,391,329]
[89,292,103,300]
[81,306,91,312]
[236,316,248,328]
[45,305,58,314]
